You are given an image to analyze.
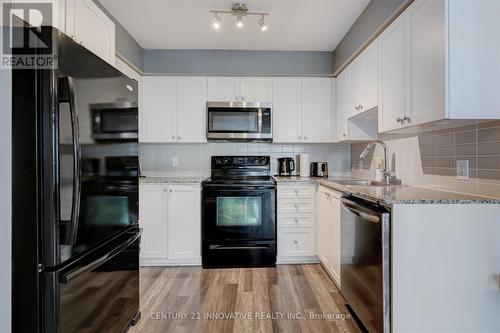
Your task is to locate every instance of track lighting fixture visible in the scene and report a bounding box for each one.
[210,3,269,31]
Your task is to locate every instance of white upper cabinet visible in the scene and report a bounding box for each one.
[207,77,240,101]
[405,0,445,127]
[378,0,500,133]
[336,69,350,141]
[65,0,115,65]
[140,76,177,142]
[349,41,378,117]
[208,77,272,102]
[302,78,332,143]
[378,15,406,133]
[140,76,207,143]
[240,78,273,102]
[176,77,207,142]
[448,0,500,119]
[363,42,378,112]
[273,78,303,143]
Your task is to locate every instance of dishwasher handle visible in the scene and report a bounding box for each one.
[341,198,381,223]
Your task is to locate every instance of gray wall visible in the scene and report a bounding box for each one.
[94,0,143,70]
[332,0,410,73]
[143,49,334,76]
[0,67,11,333]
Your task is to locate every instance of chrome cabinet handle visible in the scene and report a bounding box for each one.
[177,136,181,140]
[298,136,302,140]
[294,240,298,244]
[397,117,403,123]
[343,133,347,138]
[403,116,411,123]
[241,96,245,100]
[294,219,298,223]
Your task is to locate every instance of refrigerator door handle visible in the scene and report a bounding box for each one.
[59,76,81,246]
[60,230,142,284]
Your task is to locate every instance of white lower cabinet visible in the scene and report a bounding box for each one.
[277,184,317,263]
[316,186,341,286]
[139,183,201,266]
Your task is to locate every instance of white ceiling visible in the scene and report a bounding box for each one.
[100,0,370,51]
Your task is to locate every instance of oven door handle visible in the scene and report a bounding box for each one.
[341,198,380,223]
[209,244,271,250]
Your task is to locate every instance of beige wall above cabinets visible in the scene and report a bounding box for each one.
[139,76,207,143]
[273,78,335,143]
[53,0,115,65]
[378,0,500,134]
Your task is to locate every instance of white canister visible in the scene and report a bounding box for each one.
[299,153,310,178]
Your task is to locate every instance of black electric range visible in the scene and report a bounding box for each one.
[201,156,277,268]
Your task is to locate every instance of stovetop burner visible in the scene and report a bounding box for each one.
[202,155,275,187]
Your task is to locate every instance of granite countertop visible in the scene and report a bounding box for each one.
[273,176,500,205]
[139,175,207,184]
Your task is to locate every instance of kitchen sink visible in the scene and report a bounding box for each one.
[334,179,401,187]
[334,180,375,186]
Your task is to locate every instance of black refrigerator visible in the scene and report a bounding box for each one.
[12,26,141,332]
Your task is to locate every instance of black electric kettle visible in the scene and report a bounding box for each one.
[277,157,295,176]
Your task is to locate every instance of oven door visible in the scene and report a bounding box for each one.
[206,103,272,141]
[202,185,276,241]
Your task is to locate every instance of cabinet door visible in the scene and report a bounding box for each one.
[315,189,329,264]
[362,41,378,111]
[139,185,167,259]
[141,76,177,142]
[176,77,207,142]
[329,192,341,286]
[167,185,201,261]
[74,0,115,65]
[207,77,240,101]
[302,78,332,142]
[349,58,364,117]
[331,78,337,141]
[378,15,406,133]
[336,70,350,141]
[405,0,445,126]
[240,78,273,102]
[272,78,302,142]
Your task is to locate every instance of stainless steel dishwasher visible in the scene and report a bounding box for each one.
[340,195,391,333]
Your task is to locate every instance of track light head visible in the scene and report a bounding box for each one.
[212,12,222,29]
[259,16,268,32]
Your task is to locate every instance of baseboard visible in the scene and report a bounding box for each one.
[140,257,202,266]
[277,255,320,264]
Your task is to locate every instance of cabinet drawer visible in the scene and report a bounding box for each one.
[278,214,315,228]
[278,198,315,214]
[278,185,315,199]
[278,228,315,257]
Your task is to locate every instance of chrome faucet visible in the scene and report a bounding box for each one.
[359,140,398,185]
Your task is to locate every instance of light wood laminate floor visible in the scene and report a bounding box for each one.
[130,264,361,333]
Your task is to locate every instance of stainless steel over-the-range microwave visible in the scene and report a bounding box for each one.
[206,101,272,142]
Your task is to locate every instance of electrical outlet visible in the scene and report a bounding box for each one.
[456,160,469,180]
[172,157,179,168]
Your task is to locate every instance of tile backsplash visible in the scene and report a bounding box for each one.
[140,143,352,178]
[352,121,500,198]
